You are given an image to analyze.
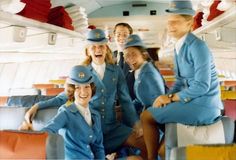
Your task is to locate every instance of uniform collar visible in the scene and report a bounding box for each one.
[175,34,187,55]
[66,103,97,115]
[75,101,90,114]
[184,32,196,45]
[88,63,115,72]
[66,103,78,113]
[91,62,106,70]
[134,61,147,79]
[174,33,196,55]
[66,103,89,113]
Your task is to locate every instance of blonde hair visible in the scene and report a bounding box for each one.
[82,44,115,66]
[180,14,194,32]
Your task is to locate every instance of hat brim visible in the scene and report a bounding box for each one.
[165,9,195,16]
[87,38,108,45]
[124,42,146,49]
[66,77,93,86]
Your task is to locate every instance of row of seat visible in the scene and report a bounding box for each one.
[0,102,236,159]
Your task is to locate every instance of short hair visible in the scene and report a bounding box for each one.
[74,82,96,97]
[65,83,75,89]
[90,82,96,96]
[113,23,133,34]
[124,46,151,61]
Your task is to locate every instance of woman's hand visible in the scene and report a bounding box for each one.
[152,95,171,108]
[24,104,38,124]
[172,93,180,102]
[18,121,33,131]
[133,121,143,138]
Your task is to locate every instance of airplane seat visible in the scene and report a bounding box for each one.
[165,116,235,160]
[7,95,55,107]
[33,107,58,130]
[0,130,64,159]
[0,106,58,130]
[0,107,28,130]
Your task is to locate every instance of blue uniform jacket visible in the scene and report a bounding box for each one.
[134,62,166,110]
[113,51,136,100]
[170,33,223,109]
[37,92,68,109]
[42,103,105,160]
[87,63,138,134]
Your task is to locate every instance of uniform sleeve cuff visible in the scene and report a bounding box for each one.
[177,92,192,103]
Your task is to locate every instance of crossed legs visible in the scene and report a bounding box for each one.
[123,130,147,159]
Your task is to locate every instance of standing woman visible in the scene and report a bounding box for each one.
[141,0,223,160]
[123,34,166,115]
[83,29,146,159]
[113,23,136,100]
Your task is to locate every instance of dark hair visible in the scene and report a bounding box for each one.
[113,23,133,34]
[74,82,96,97]
[131,46,151,61]
[90,82,96,96]
[66,83,75,89]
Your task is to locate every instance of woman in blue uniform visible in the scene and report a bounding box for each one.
[83,29,146,159]
[113,23,136,100]
[24,81,75,123]
[20,65,105,159]
[123,34,166,115]
[141,1,223,159]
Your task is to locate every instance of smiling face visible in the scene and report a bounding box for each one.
[74,84,92,107]
[167,14,193,40]
[114,25,131,51]
[87,44,107,64]
[124,47,146,71]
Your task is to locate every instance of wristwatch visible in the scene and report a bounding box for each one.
[168,94,173,102]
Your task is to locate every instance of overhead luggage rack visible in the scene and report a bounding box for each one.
[193,7,236,35]
[0,10,87,53]
[0,10,85,39]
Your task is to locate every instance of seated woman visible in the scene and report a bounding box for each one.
[123,34,166,115]
[20,65,105,160]
[24,81,75,123]
[141,1,223,160]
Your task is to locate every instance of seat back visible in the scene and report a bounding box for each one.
[0,106,58,130]
[170,144,236,160]
[0,130,64,159]
[0,107,27,130]
[33,107,58,130]
[165,116,235,160]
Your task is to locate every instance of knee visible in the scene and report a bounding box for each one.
[140,110,155,124]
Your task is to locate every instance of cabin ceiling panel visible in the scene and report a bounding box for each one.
[51,0,167,14]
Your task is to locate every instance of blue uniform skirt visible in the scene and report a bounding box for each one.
[147,101,221,125]
[103,123,132,154]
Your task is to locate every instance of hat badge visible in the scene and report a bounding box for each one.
[127,37,133,43]
[95,32,101,38]
[78,72,85,78]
